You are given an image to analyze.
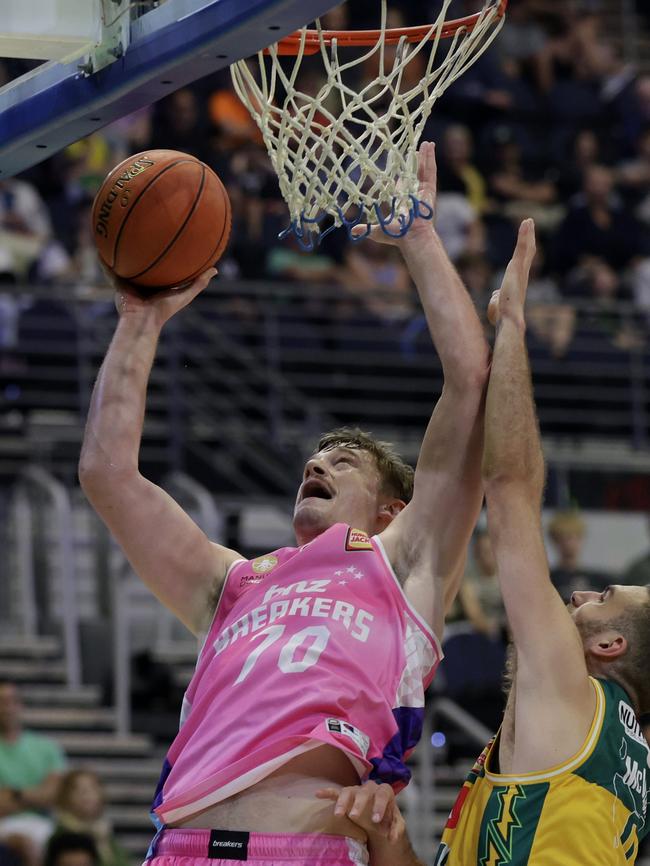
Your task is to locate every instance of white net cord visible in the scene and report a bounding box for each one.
[231,0,505,249]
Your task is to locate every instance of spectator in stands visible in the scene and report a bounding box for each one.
[556,128,604,201]
[43,832,99,866]
[0,178,52,279]
[616,126,650,218]
[458,526,506,641]
[436,125,487,213]
[552,164,645,274]
[267,232,345,286]
[565,257,643,351]
[486,126,560,229]
[344,242,415,324]
[52,770,130,866]
[621,515,650,586]
[0,682,66,863]
[547,509,612,601]
[148,88,204,156]
[493,0,548,85]
[434,193,485,262]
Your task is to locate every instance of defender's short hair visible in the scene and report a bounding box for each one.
[316,427,414,503]
[609,585,650,715]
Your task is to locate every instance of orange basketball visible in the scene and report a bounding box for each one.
[92,150,231,291]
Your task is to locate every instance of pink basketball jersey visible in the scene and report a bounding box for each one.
[151,523,442,826]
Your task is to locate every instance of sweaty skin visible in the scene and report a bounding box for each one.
[172,747,367,841]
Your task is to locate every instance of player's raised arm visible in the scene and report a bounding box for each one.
[481,220,594,728]
[79,270,241,636]
[378,142,490,633]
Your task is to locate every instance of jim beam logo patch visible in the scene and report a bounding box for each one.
[345,527,373,551]
[251,554,279,574]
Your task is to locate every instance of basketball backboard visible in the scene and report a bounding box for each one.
[0,0,338,179]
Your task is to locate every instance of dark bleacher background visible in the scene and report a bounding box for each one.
[1,0,650,863]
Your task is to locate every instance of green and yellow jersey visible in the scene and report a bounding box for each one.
[435,678,649,865]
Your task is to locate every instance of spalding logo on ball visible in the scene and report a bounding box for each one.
[92,149,232,291]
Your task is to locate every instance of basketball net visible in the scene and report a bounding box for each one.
[231,0,506,249]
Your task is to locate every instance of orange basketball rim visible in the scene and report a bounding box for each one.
[272,0,508,55]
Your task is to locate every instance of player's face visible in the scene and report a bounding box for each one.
[293,446,387,542]
[570,584,648,634]
[0,684,21,732]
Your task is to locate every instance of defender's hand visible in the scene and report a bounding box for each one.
[316,782,404,842]
[102,264,217,328]
[488,219,536,329]
[351,141,437,246]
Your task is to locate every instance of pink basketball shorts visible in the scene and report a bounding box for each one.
[143,829,369,866]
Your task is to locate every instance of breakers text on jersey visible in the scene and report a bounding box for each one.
[213,579,374,655]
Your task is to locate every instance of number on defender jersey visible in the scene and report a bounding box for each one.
[235,625,331,684]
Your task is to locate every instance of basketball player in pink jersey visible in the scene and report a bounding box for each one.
[79,141,489,866]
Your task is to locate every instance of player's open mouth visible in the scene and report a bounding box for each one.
[300,479,333,501]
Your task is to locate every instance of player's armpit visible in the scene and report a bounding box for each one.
[80,468,241,635]
[379,382,486,632]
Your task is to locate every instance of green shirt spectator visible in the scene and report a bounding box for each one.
[0,730,65,792]
[0,681,67,859]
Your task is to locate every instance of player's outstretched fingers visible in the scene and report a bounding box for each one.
[348,785,374,818]
[487,289,500,327]
[350,223,398,246]
[315,787,340,802]
[331,786,357,818]
[368,783,394,824]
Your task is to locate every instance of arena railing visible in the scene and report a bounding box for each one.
[0,279,649,488]
[12,465,82,688]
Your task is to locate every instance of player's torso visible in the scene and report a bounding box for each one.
[154,523,441,826]
[437,678,650,865]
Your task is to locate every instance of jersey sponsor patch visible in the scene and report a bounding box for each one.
[251,555,279,574]
[327,718,370,756]
[208,830,249,860]
[345,528,373,551]
[239,574,265,588]
[619,700,650,749]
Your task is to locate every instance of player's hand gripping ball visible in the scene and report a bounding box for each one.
[92,150,231,293]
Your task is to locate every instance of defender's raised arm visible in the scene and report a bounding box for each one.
[481,219,594,764]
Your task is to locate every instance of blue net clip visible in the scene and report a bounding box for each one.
[280,195,434,249]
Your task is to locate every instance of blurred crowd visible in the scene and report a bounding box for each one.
[0,683,130,866]
[0,1,649,349]
[0,2,649,451]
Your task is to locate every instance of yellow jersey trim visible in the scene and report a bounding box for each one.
[484,677,605,784]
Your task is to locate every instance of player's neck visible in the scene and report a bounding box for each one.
[293,515,332,546]
[587,663,641,715]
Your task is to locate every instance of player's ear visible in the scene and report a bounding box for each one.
[587,633,628,661]
[377,498,406,524]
